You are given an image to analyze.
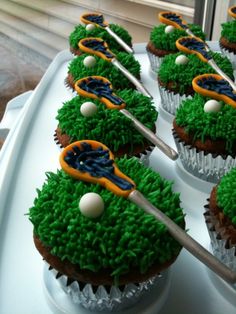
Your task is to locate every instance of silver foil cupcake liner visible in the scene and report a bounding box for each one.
[158,85,193,116]
[146,50,163,73]
[204,211,236,272]
[48,264,162,312]
[219,45,236,70]
[173,131,236,183]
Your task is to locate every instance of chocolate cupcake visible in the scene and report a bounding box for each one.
[146,23,205,73]
[173,93,236,182]
[158,52,234,115]
[204,167,236,272]
[219,19,236,69]
[29,152,185,311]
[55,88,157,159]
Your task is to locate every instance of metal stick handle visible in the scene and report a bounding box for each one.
[208,59,236,91]
[105,26,134,54]
[121,109,178,160]
[112,59,153,98]
[129,190,236,284]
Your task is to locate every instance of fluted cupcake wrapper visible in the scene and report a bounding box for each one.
[204,211,236,272]
[173,130,236,183]
[47,264,162,312]
[146,50,163,73]
[219,45,236,70]
[158,85,193,116]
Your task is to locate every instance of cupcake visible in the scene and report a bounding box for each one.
[219,19,236,69]
[146,23,205,73]
[204,167,236,272]
[173,92,236,183]
[66,52,140,91]
[158,51,234,115]
[69,23,132,55]
[55,88,157,159]
[29,148,185,311]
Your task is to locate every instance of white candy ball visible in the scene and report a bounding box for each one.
[83,55,96,68]
[79,192,104,218]
[86,23,96,31]
[80,102,97,117]
[204,99,222,113]
[165,25,175,34]
[175,55,189,65]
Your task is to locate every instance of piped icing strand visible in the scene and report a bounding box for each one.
[177,37,211,61]
[63,142,134,190]
[81,39,114,59]
[78,77,124,105]
[196,75,236,102]
[217,167,236,225]
[83,14,106,27]
[175,93,236,153]
[29,157,184,280]
[161,12,188,29]
[56,89,157,153]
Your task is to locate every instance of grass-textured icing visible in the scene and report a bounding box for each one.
[69,24,132,53]
[150,24,205,51]
[221,19,236,43]
[29,157,184,281]
[56,89,157,153]
[175,94,236,153]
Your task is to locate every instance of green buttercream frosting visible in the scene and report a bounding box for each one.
[217,167,236,225]
[69,24,132,53]
[158,52,234,95]
[67,52,140,90]
[150,24,205,51]
[56,89,157,153]
[221,19,236,43]
[29,157,184,280]
[175,94,236,153]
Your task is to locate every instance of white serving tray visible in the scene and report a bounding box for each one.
[0,44,235,314]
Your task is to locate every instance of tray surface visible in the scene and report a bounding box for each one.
[0,44,235,314]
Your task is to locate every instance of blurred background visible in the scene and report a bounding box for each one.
[0,0,236,120]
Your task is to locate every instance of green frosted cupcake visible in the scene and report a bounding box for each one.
[66,52,140,91]
[29,154,185,311]
[173,93,236,182]
[69,24,132,55]
[146,23,205,72]
[158,51,234,115]
[205,167,236,273]
[219,19,236,69]
[55,88,157,158]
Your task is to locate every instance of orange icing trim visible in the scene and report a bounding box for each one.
[158,11,188,29]
[192,74,236,108]
[59,140,136,198]
[228,6,236,19]
[80,13,108,27]
[176,36,208,62]
[74,76,126,110]
[79,37,114,62]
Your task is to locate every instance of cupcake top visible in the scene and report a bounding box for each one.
[149,24,205,52]
[158,52,234,95]
[29,156,184,283]
[67,52,140,90]
[56,89,157,154]
[220,19,236,44]
[175,93,236,154]
[217,167,236,224]
[69,23,132,53]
